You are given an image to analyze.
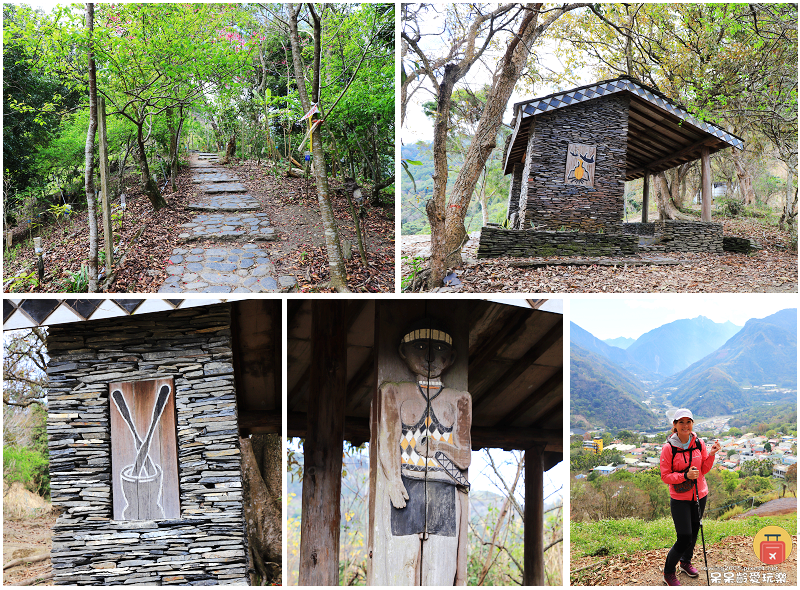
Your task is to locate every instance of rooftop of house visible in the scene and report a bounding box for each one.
[503,76,744,180]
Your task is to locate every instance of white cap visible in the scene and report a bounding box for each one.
[672,408,693,422]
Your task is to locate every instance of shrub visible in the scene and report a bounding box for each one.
[3,444,50,498]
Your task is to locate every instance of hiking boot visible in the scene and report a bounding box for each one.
[663,572,681,586]
[678,562,699,578]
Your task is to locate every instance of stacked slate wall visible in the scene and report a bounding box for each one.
[722,236,753,253]
[653,220,723,253]
[517,94,629,232]
[46,304,249,585]
[477,227,638,258]
[622,222,656,236]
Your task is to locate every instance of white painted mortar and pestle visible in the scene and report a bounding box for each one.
[111,385,171,520]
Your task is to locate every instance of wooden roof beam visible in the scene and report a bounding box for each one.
[471,322,562,414]
[499,372,562,427]
[627,137,719,178]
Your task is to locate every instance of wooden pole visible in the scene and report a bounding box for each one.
[299,301,347,586]
[701,146,712,221]
[524,444,545,586]
[98,96,113,271]
[641,171,649,223]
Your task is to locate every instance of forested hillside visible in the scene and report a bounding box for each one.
[570,344,660,431]
[401,135,509,235]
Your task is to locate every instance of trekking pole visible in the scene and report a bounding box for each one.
[694,479,710,586]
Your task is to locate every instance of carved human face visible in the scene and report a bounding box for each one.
[399,339,456,379]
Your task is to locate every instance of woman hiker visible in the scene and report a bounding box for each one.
[660,408,721,586]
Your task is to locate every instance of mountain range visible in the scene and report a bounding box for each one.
[662,308,797,414]
[571,309,797,429]
[603,336,635,349]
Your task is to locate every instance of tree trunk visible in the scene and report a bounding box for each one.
[732,148,757,206]
[288,5,349,292]
[479,168,490,227]
[225,132,237,161]
[779,168,797,231]
[167,107,183,192]
[241,436,282,584]
[135,121,167,210]
[655,172,693,220]
[441,3,582,274]
[428,65,460,287]
[84,3,99,293]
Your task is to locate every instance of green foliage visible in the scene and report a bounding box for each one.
[3,5,82,197]
[571,514,796,558]
[727,403,797,436]
[400,255,426,291]
[3,405,50,499]
[3,445,50,498]
[64,264,90,293]
[6,270,39,292]
[739,459,776,479]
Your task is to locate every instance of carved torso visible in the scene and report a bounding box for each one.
[399,387,456,481]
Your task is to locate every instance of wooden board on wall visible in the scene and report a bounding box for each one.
[564,143,597,188]
[110,378,180,520]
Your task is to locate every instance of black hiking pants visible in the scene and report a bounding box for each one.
[664,494,707,574]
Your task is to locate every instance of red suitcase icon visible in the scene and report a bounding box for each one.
[760,534,786,564]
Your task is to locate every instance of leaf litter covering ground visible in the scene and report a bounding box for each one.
[227,160,395,293]
[401,219,797,293]
[3,173,194,293]
[4,161,394,293]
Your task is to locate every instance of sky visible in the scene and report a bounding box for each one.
[402,6,586,144]
[570,295,798,341]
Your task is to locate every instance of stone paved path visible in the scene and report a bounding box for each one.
[158,151,296,293]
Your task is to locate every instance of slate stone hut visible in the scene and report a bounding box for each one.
[287,299,562,585]
[3,299,281,586]
[478,76,744,258]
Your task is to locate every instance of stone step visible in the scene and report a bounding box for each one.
[191,173,239,183]
[178,213,276,242]
[187,194,261,212]
[199,182,249,194]
[159,246,297,294]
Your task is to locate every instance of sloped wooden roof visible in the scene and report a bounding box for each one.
[286,299,563,468]
[504,76,743,180]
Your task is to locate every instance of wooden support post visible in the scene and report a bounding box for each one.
[641,171,649,223]
[701,146,712,222]
[524,444,545,586]
[98,96,113,271]
[299,301,347,586]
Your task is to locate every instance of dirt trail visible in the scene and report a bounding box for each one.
[741,497,797,518]
[571,534,797,586]
[572,502,797,586]
[3,516,56,586]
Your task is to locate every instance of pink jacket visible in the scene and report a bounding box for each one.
[660,432,715,501]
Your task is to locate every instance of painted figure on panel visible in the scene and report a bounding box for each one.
[110,381,174,520]
[371,321,471,585]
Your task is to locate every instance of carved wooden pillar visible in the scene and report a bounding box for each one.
[701,147,712,221]
[642,171,650,223]
[368,301,470,586]
[506,162,524,228]
[524,444,545,586]
[299,301,347,585]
